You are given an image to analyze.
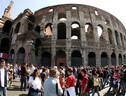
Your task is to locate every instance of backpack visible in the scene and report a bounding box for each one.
[87,76,94,88]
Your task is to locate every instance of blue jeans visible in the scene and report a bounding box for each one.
[75,82,81,96]
[0,87,7,96]
[30,91,38,96]
[122,81,126,96]
[92,86,100,96]
[20,76,27,90]
[103,78,108,88]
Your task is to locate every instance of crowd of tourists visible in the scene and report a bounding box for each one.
[0,59,126,96]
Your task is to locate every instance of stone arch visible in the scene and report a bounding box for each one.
[85,23,94,40]
[120,33,124,46]
[71,22,80,40]
[56,50,66,66]
[2,20,12,34]
[97,24,105,39]
[71,50,82,67]
[101,52,108,66]
[58,13,67,21]
[17,47,25,64]
[15,22,21,33]
[9,49,15,63]
[119,54,122,65]
[44,23,53,36]
[35,25,40,34]
[108,28,113,44]
[88,52,96,67]
[111,52,116,65]
[57,23,66,39]
[0,38,11,54]
[42,52,51,67]
[115,30,119,45]
[124,55,126,64]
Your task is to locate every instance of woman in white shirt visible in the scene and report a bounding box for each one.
[28,69,43,96]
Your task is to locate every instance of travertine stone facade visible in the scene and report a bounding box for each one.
[0,3,126,67]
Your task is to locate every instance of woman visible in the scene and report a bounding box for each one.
[9,65,13,86]
[28,69,43,96]
[92,73,101,96]
[44,69,63,96]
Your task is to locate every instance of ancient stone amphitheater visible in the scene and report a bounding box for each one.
[0,3,126,67]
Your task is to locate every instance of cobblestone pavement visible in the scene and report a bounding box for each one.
[7,77,122,96]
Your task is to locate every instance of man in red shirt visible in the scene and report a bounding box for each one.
[81,69,90,96]
[65,67,76,96]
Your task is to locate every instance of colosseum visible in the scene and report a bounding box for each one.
[0,1,126,67]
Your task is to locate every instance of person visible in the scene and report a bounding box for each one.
[41,68,47,86]
[92,73,101,96]
[75,68,83,96]
[28,69,43,96]
[0,59,9,96]
[44,69,63,96]
[113,69,119,93]
[103,68,109,88]
[64,67,76,96]
[122,64,126,96]
[81,69,90,96]
[30,63,35,74]
[20,63,28,91]
[8,65,13,86]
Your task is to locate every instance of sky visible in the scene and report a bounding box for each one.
[0,0,126,28]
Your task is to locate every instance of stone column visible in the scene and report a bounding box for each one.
[118,33,122,46]
[116,53,119,65]
[112,31,117,46]
[51,45,56,67]
[82,50,88,66]
[66,50,71,66]
[108,54,111,66]
[96,51,101,67]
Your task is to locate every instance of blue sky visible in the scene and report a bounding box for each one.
[0,0,126,27]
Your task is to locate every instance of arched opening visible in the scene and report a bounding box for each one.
[105,19,110,26]
[35,25,40,34]
[97,25,105,39]
[42,52,51,67]
[119,54,122,65]
[88,52,96,67]
[108,28,113,44]
[58,13,67,21]
[71,22,80,40]
[44,23,52,36]
[101,52,108,66]
[15,22,21,33]
[0,38,10,54]
[115,30,119,45]
[56,50,66,66]
[2,20,12,34]
[120,33,124,46]
[85,23,94,39]
[17,47,25,64]
[71,50,82,67]
[111,53,116,65]
[35,38,42,66]
[57,23,66,39]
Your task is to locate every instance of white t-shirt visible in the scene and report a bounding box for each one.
[0,68,9,87]
[28,76,41,90]
[30,66,35,74]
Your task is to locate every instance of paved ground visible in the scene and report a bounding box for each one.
[7,77,122,96]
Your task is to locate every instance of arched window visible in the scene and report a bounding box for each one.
[45,23,52,36]
[2,20,12,34]
[101,52,108,66]
[119,54,122,65]
[71,22,80,40]
[108,28,113,44]
[88,52,96,67]
[97,25,104,39]
[115,30,119,45]
[15,22,21,33]
[71,50,82,66]
[58,13,67,21]
[111,52,116,65]
[85,23,94,39]
[17,47,25,64]
[57,23,66,39]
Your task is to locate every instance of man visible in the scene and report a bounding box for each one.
[30,63,35,74]
[20,63,28,91]
[81,69,90,96]
[0,59,9,96]
[103,67,109,88]
[122,64,126,96]
[65,67,76,96]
